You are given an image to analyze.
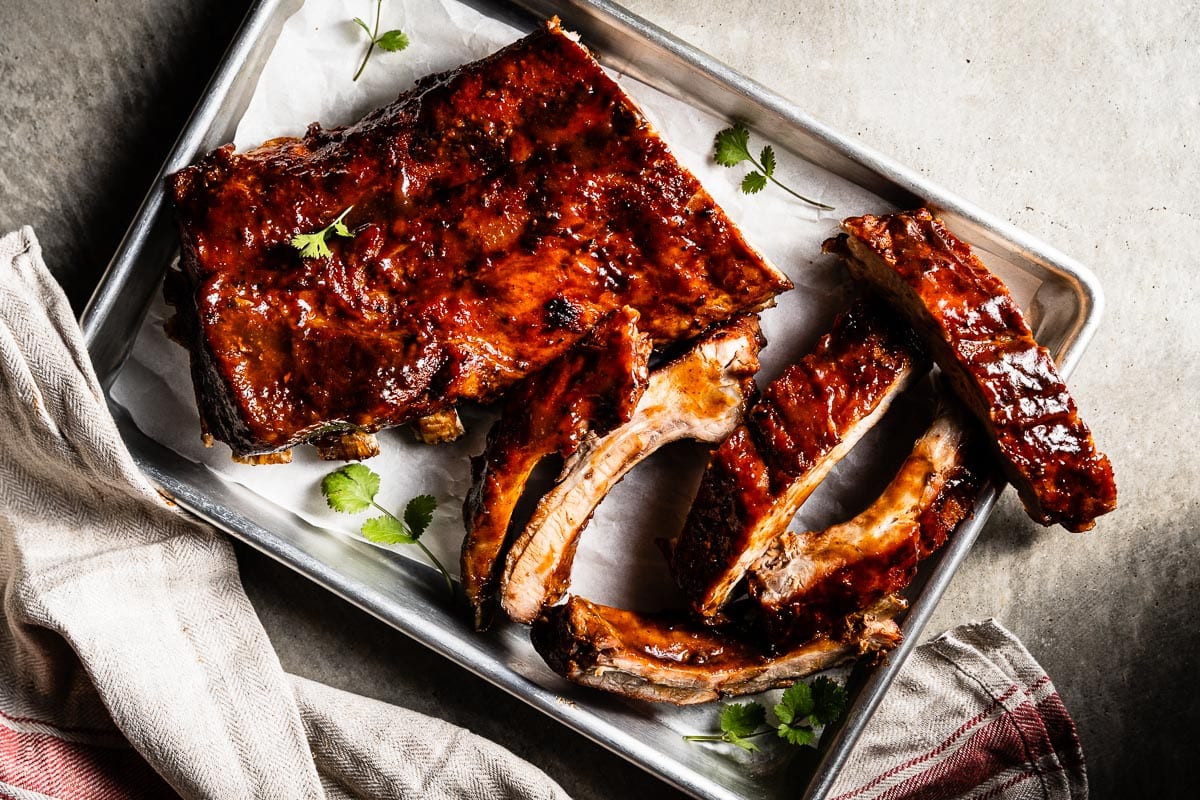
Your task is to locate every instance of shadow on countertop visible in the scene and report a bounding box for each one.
[0,0,253,311]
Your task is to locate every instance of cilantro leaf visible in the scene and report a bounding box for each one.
[362,514,416,545]
[712,122,833,210]
[684,701,766,750]
[760,145,776,178]
[775,681,815,725]
[376,29,410,52]
[720,702,765,739]
[291,231,332,259]
[713,123,752,167]
[321,463,379,513]
[291,206,355,260]
[351,1,411,81]
[687,677,849,756]
[727,734,760,752]
[741,171,768,194]
[777,722,816,747]
[404,494,437,539]
[318,466,452,594]
[774,678,847,749]
[810,676,849,726]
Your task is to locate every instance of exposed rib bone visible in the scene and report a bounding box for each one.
[500,316,764,624]
[461,308,650,629]
[414,408,465,444]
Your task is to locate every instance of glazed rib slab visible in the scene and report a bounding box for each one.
[166,20,791,457]
[832,209,1116,532]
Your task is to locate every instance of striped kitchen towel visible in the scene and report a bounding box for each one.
[829,620,1086,800]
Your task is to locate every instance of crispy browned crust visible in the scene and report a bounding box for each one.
[669,300,925,618]
[414,409,465,445]
[461,308,651,629]
[831,208,1116,532]
[530,595,903,705]
[313,430,381,461]
[165,21,791,458]
[747,409,984,649]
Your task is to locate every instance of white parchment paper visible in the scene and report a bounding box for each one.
[110,0,1030,610]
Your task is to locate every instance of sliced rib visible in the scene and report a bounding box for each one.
[461,308,651,629]
[669,301,925,619]
[747,409,982,648]
[830,208,1116,532]
[530,595,903,705]
[166,20,791,459]
[500,316,764,624]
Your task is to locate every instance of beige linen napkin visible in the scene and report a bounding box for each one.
[0,226,569,800]
[0,225,1085,799]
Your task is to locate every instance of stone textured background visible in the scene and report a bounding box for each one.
[1,0,1195,796]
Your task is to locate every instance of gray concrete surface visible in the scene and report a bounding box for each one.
[2,0,1196,797]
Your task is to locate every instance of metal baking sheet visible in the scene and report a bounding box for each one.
[79,1,1104,798]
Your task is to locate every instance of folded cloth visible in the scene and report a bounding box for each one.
[0,227,570,800]
[0,226,1085,800]
[828,620,1087,800]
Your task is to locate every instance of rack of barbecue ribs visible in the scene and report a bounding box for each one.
[669,300,926,619]
[166,19,790,460]
[827,209,1116,531]
[527,211,1116,703]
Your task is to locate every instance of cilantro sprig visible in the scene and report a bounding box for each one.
[321,463,452,594]
[713,122,833,210]
[291,206,355,259]
[352,0,410,82]
[684,702,767,752]
[683,677,848,752]
[773,676,847,746]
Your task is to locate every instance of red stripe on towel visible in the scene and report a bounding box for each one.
[875,706,1056,800]
[833,685,1019,800]
[0,723,177,799]
[832,678,1085,800]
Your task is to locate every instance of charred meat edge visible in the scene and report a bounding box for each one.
[747,408,982,649]
[670,301,925,619]
[500,315,764,624]
[165,19,790,459]
[313,430,381,461]
[461,307,651,630]
[530,594,904,705]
